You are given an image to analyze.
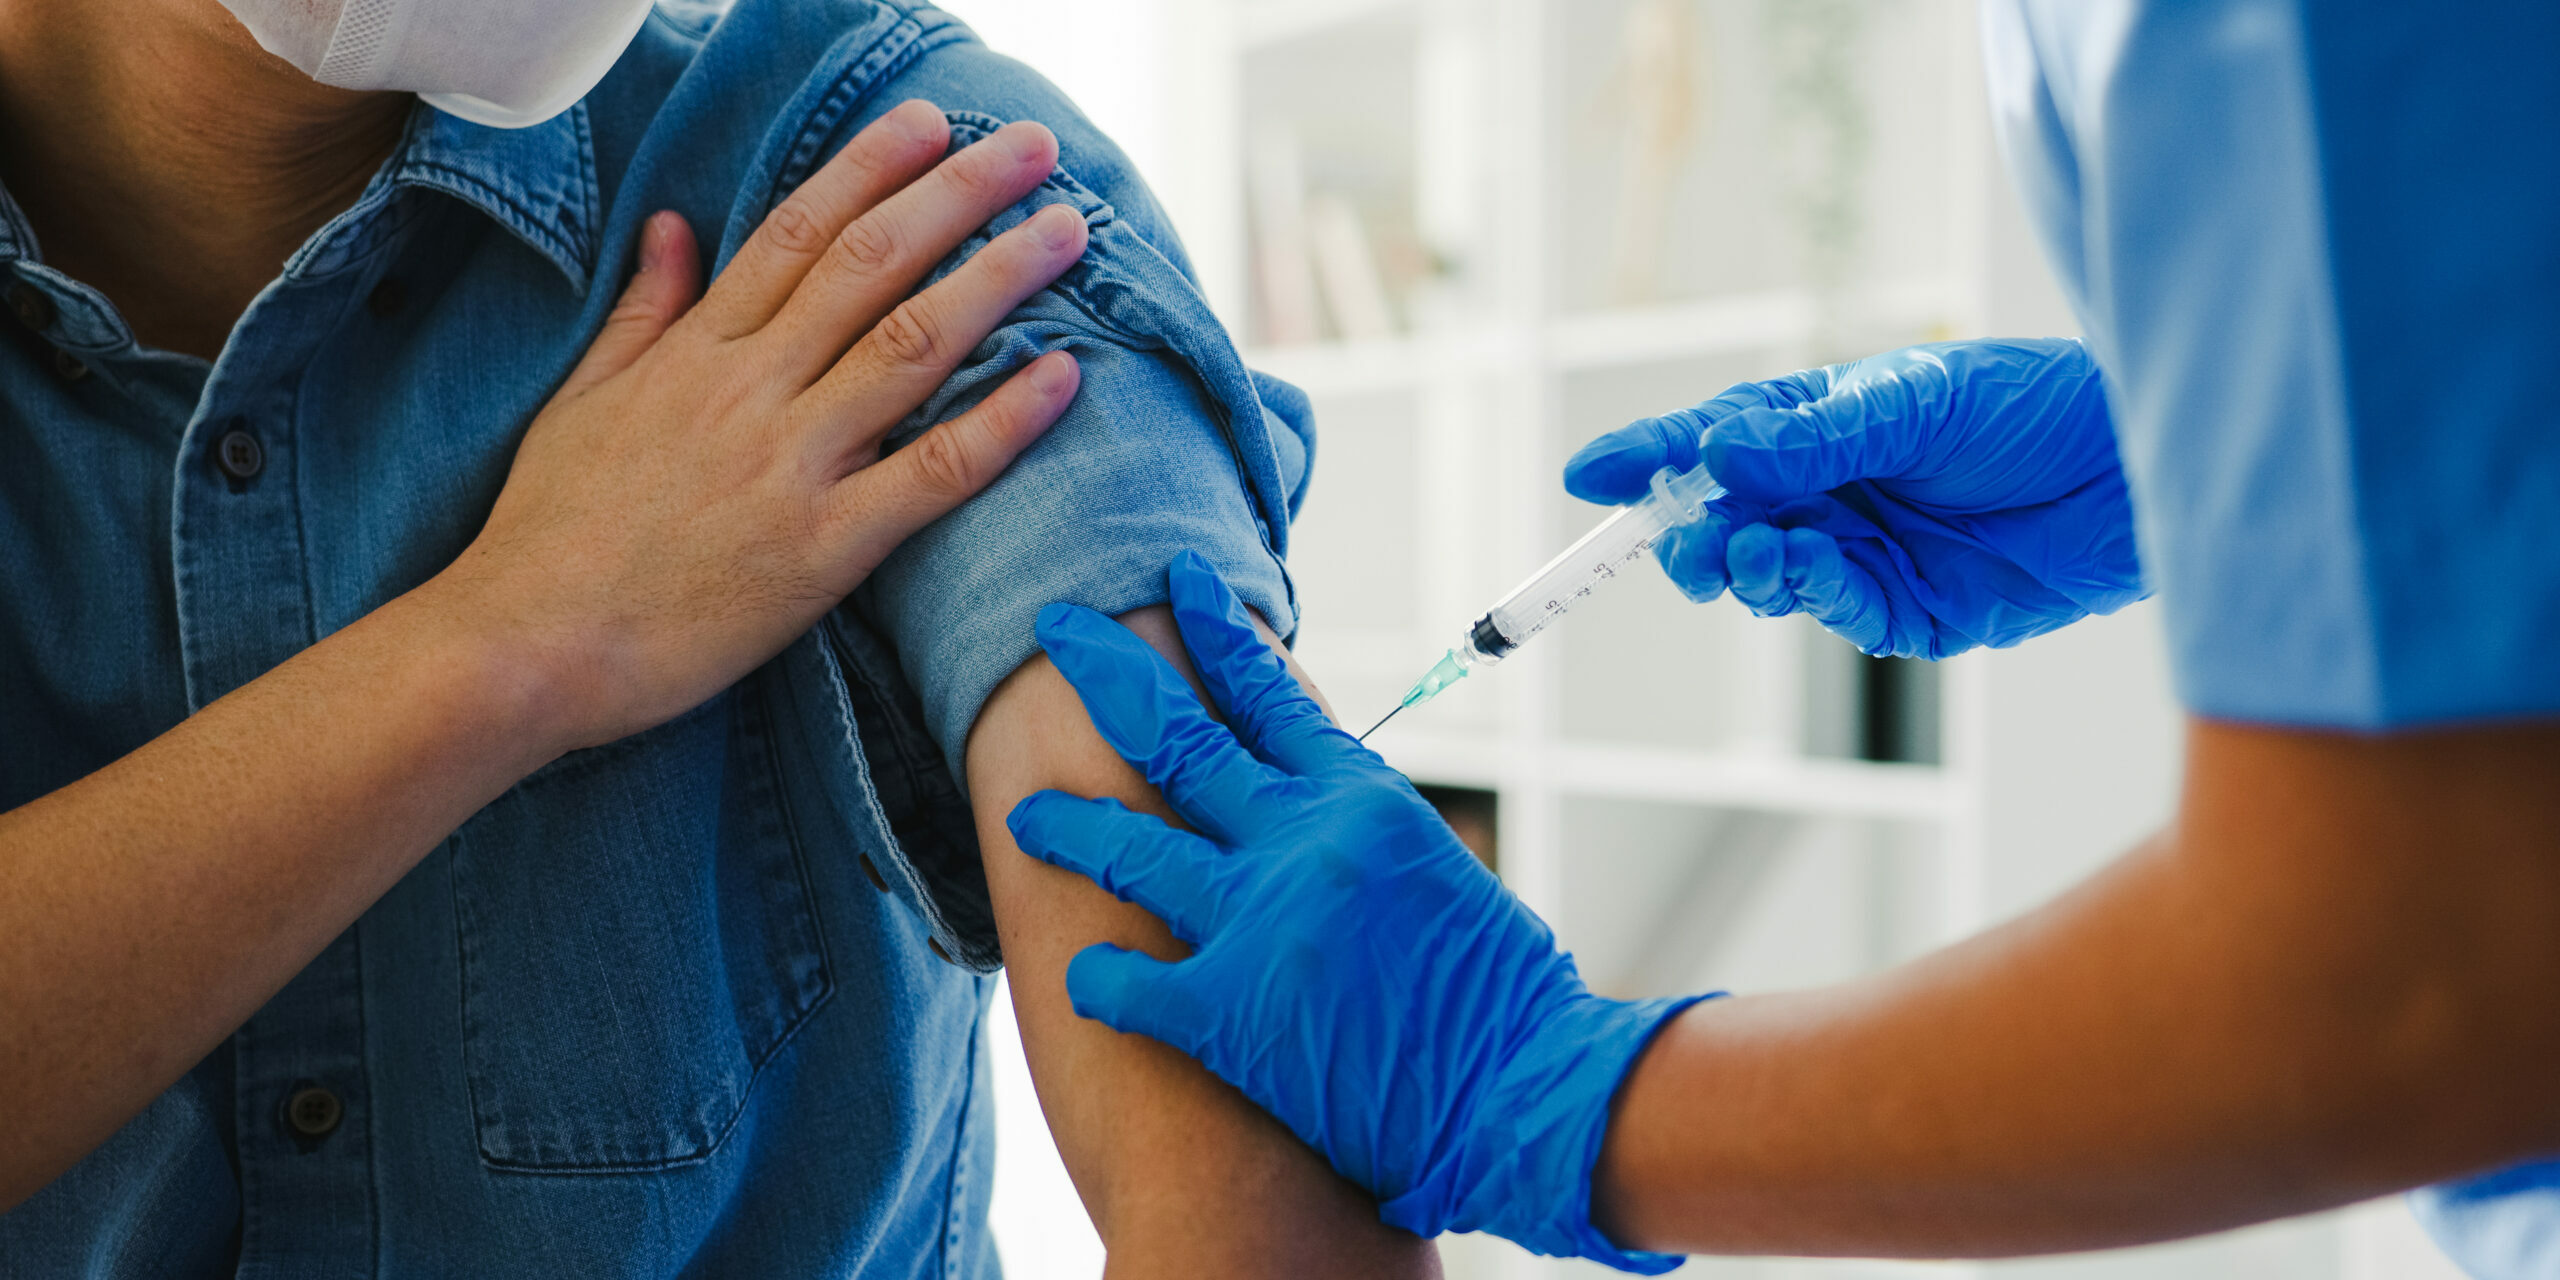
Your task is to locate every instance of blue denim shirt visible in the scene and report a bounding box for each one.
[0,1,1310,1274]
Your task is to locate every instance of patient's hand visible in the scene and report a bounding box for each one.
[433,102,1086,754]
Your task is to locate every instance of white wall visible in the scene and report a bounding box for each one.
[987,976,1103,1280]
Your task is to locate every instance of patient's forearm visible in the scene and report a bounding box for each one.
[967,606,1440,1279]
[0,589,563,1211]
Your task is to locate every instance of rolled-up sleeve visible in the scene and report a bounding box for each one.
[847,109,1311,781]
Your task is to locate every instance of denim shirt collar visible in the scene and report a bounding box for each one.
[366,100,603,292]
[0,99,601,299]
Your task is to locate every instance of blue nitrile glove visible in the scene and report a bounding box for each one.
[1009,551,1709,1274]
[1563,337,2149,659]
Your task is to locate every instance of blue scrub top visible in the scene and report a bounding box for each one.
[1982,0,2560,1271]
[1985,0,2560,731]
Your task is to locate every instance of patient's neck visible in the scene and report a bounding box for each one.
[0,0,408,358]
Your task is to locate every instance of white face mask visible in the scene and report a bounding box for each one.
[217,0,658,129]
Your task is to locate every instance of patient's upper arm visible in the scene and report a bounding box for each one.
[964,607,1434,1276]
[824,93,1427,1275]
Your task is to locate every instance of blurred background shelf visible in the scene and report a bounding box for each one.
[1376,732,1958,821]
[1236,0,1414,50]
[951,1,2471,1278]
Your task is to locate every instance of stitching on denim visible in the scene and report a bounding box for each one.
[766,15,965,208]
[806,621,987,971]
[644,0,725,46]
[820,615,994,965]
[755,663,840,1020]
[938,1000,986,1276]
[7,264,134,353]
[448,835,496,1164]
[0,182,34,260]
[397,161,587,283]
[289,190,436,288]
[826,617,940,857]
[932,112,1138,347]
[565,103,599,277]
[284,107,436,284]
[353,914,383,1275]
[826,646,976,961]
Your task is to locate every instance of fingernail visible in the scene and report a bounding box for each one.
[1031,204,1083,252]
[893,98,942,134]
[1001,122,1052,164]
[639,211,676,273]
[1029,350,1078,395]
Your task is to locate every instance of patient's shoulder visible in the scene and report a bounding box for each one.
[602,0,1195,291]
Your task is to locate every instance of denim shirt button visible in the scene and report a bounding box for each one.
[49,348,88,384]
[284,1085,344,1139]
[925,937,954,965]
[215,426,266,482]
[858,853,889,892]
[367,277,406,318]
[6,280,54,333]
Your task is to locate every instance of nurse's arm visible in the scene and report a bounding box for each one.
[967,606,1439,1279]
[1595,718,2560,1256]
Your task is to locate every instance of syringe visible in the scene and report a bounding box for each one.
[1359,464,1726,740]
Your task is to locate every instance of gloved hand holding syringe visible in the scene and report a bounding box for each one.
[1360,462,1726,739]
[1362,338,2151,739]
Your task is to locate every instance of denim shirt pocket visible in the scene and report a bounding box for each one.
[447,678,834,1171]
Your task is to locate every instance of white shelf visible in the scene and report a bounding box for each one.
[1546,289,1820,370]
[1243,328,1521,398]
[1236,0,1413,50]
[1550,742,1957,820]
[1378,730,1959,822]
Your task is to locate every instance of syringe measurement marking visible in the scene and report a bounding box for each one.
[1515,535,1661,642]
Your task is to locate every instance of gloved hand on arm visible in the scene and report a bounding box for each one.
[1564,337,2149,658]
[1008,551,1709,1274]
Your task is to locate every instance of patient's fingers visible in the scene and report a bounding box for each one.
[805,204,1087,468]
[694,99,951,340]
[763,121,1062,387]
[557,212,702,401]
[818,352,1078,586]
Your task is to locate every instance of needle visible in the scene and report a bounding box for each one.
[1357,702,1407,742]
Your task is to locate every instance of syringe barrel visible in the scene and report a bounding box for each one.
[1476,466,1723,655]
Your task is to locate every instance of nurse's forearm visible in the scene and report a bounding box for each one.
[968,607,1440,1280]
[1595,718,2560,1257]
[0,588,569,1212]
